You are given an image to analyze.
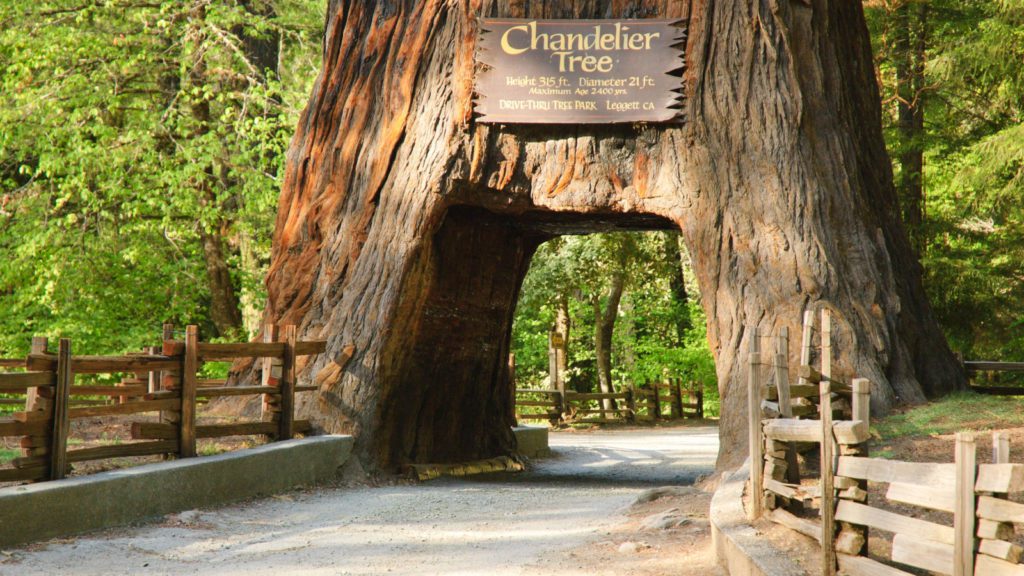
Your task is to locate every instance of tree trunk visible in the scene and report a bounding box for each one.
[665,232,691,344]
[186,5,244,339]
[548,296,569,394]
[594,273,625,413]
[263,0,964,472]
[895,1,928,255]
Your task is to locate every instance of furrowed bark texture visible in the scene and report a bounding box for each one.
[263,0,964,471]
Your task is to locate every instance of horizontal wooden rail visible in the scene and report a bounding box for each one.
[0,359,23,368]
[69,385,146,397]
[964,361,1024,372]
[515,389,563,395]
[26,354,179,374]
[0,371,55,390]
[566,391,628,401]
[68,398,180,419]
[131,420,313,440]
[196,386,279,398]
[162,339,327,359]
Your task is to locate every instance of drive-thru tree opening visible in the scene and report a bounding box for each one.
[260,0,964,473]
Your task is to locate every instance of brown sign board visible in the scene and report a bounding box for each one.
[475,19,685,124]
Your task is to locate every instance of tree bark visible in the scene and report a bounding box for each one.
[895,0,928,255]
[262,0,964,472]
[594,273,625,413]
[548,296,569,394]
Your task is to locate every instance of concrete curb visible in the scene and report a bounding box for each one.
[513,425,550,458]
[0,435,354,548]
[710,459,807,576]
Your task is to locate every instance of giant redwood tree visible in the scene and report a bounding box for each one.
[261,0,964,471]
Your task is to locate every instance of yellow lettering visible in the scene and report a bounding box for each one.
[500,24,530,55]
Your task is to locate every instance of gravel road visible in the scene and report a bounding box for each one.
[7,426,718,576]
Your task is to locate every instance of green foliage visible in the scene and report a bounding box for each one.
[0,1,325,354]
[512,231,719,416]
[866,0,1024,361]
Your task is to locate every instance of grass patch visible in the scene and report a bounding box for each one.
[0,447,20,464]
[873,390,1024,439]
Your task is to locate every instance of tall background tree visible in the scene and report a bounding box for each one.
[866,0,1024,363]
[0,0,324,352]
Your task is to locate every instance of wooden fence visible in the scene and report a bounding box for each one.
[515,378,703,425]
[0,324,324,484]
[749,310,1024,576]
[965,360,1024,395]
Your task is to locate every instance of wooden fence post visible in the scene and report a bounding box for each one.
[820,310,836,576]
[625,387,637,423]
[748,327,763,521]
[278,325,297,441]
[651,380,662,420]
[49,338,72,480]
[24,336,49,412]
[261,323,280,421]
[798,310,814,388]
[993,432,1009,464]
[954,433,976,576]
[775,327,801,485]
[670,377,683,419]
[179,325,198,458]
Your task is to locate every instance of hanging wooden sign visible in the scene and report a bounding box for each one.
[475,18,685,124]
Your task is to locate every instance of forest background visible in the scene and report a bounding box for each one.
[1,1,1021,414]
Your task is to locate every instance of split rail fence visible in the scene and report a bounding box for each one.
[749,309,1024,576]
[515,378,703,425]
[0,324,325,483]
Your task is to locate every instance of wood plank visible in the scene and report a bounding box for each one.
[767,383,819,400]
[566,392,628,401]
[515,400,559,408]
[196,386,280,398]
[886,481,955,513]
[65,440,177,463]
[837,553,914,576]
[977,519,1014,540]
[821,308,837,576]
[0,465,46,482]
[198,341,285,360]
[294,340,327,356]
[974,555,1024,576]
[955,433,976,576]
[132,420,312,440]
[834,421,870,445]
[764,479,816,503]
[837,456,956,490]
[69,385,146,397]
[49,339,72,481]
[0,358,23,368]
[0,372,55,391]
[993,432,1010,464]
[180,326,198,457]
[26,354,179,374]
[978,495,1024,523]
[768,508,821,542]
[964,361,1024,372]
[976,464,1024,493]
[295,385,317,393]
[892,533,953,576]
[68,398,180,419]
[764,418,822,442]
[515,389,563,396]
[979,539,1024,564]
[0,418,48,437]
[279,326,297,440]
[747,328,763,521]
[835,500,955,545]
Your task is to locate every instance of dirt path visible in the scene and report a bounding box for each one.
[5,425,721,576]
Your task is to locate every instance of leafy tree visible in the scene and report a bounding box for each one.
[0,0,325,353]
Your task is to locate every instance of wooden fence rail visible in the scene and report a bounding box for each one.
[0,324,325,484]
[750,312,1024,576]
[514,377,703,425]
